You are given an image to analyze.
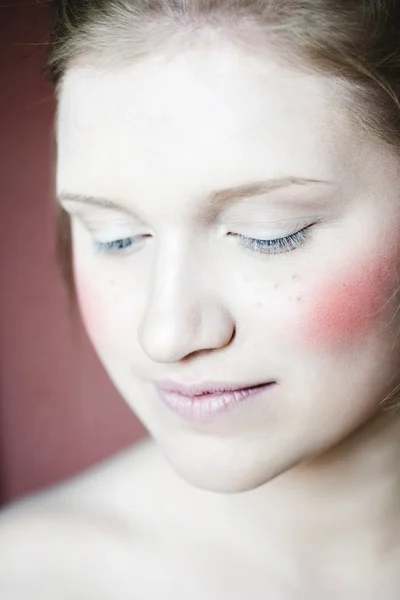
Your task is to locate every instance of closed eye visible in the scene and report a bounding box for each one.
[93,235,149,254]
[92,227,312,256]
[228,225,312,255]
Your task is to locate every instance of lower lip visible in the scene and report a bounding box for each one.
[156,383,276,422]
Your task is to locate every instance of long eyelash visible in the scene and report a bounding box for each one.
[93,228,311,256]
[230,227,310,255]
[94,237,135,253]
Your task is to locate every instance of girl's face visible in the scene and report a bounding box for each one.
[57,40,400,492]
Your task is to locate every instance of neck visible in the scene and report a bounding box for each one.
[213,408,400,569]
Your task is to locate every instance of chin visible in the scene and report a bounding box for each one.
[160,437,304,494]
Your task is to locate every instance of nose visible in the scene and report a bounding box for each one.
[138,248,235,363]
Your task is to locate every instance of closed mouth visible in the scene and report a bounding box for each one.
[154,380,277,422]
[155,380,276,398]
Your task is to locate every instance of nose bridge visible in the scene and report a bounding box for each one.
[138,235,234,363]
[148,231,197,310]
[148,242,198,326]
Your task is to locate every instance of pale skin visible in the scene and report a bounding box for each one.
[1,34,400,598]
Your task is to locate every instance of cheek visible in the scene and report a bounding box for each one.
[301,251,400,347]
[73,267,109,342]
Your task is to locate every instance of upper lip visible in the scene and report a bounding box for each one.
[155,379,275,397]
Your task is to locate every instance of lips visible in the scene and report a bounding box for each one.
[155,379,275,397]
[154,379,276,422]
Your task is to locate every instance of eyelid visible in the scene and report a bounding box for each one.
[232,223,313,256]
[62,202,145,227]
[225,217,315,237]
[223,188,339,215]
[72,212,146,237]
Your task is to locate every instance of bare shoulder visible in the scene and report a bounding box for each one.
[0,437,165,527]
[0,501,135,599]
[0,439,205,599]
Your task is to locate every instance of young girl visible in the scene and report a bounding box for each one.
[1,1,400,597]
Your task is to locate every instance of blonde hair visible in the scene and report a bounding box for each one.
[49,1,400,143]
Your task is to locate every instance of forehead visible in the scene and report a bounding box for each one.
[56,43,348,201]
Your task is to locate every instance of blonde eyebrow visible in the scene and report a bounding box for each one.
[58,176,331,209]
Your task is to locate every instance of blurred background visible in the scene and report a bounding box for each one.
[0,0,146,505]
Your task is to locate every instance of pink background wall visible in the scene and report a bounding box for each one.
[0,0,146,505]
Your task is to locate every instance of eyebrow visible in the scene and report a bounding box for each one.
[58,176,331,209]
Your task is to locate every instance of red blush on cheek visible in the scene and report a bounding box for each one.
[73,270,106,340]
[303,251,399,347]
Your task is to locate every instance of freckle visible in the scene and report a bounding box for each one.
[273,283,278,289]
[292,274,300,281]
[296,296,302,303]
